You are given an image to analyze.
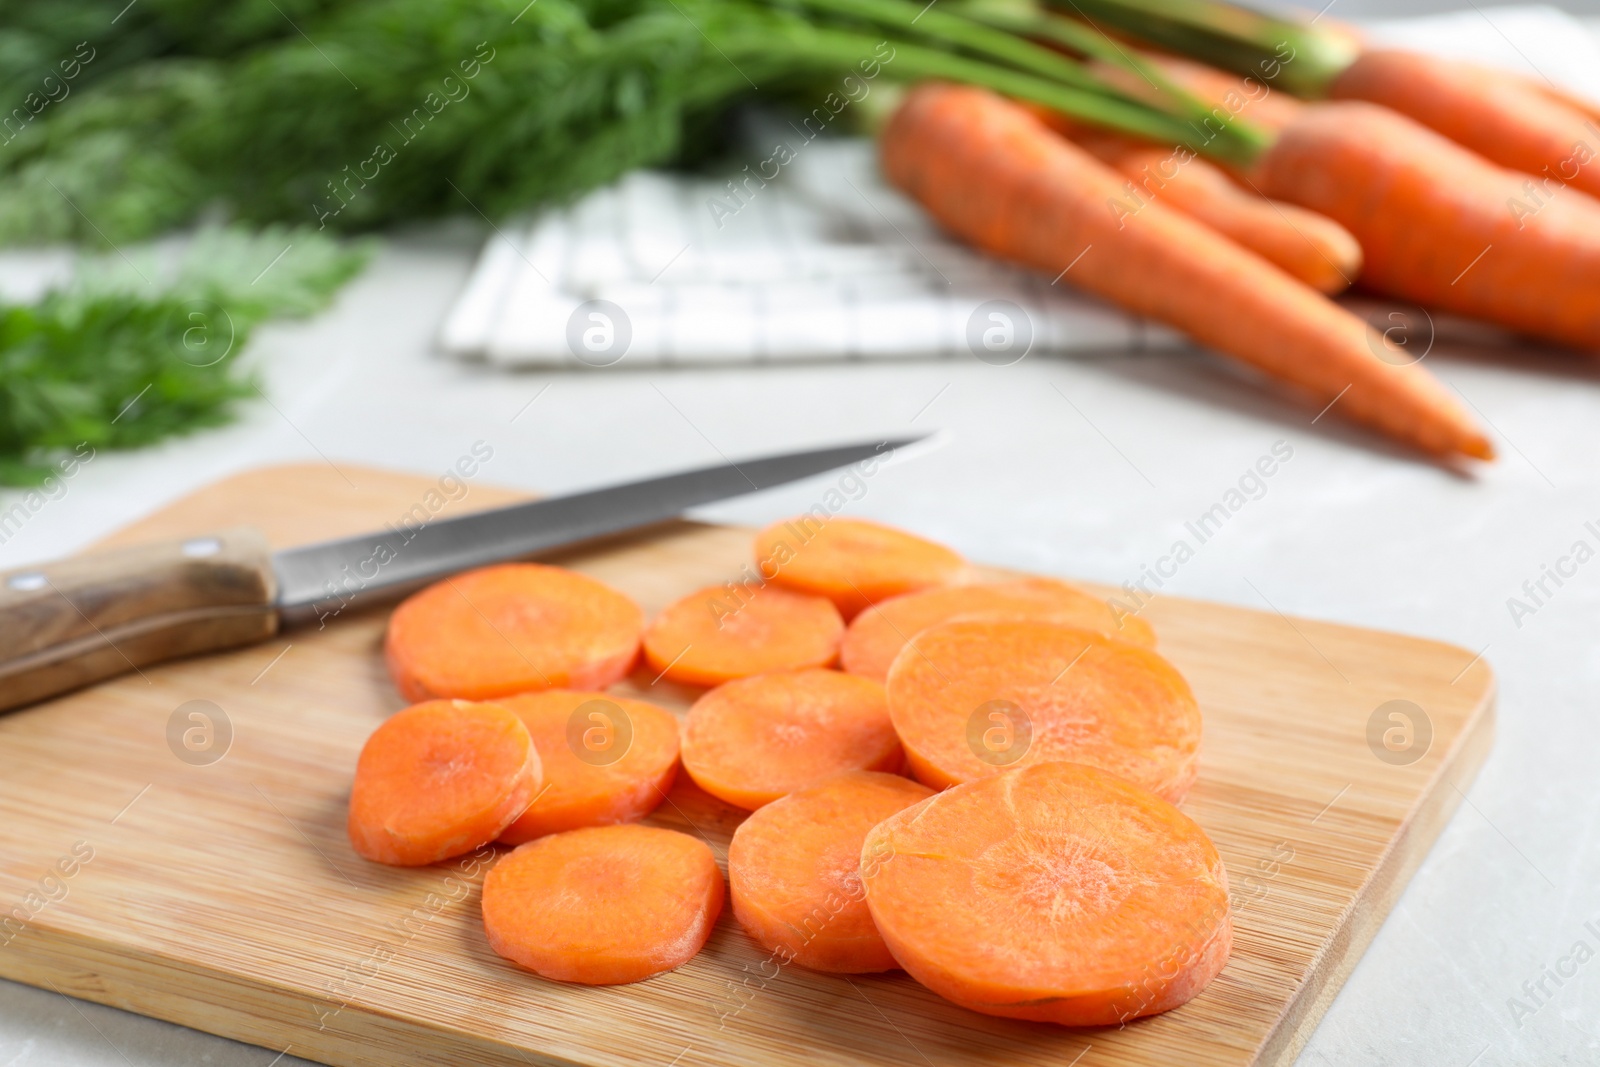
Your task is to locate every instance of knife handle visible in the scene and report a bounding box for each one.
[0,527,279,713]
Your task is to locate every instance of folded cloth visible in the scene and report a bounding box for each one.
[439,5,1600,368]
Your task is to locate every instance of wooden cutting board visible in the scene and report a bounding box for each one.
[0,463,1494,1067]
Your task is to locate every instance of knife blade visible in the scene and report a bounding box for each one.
[275,437,919,625]
[0,436,920,712]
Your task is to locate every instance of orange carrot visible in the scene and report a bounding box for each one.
[385,563,642,703]
[641,582,843,688]
[1088,0,1600,204]
[861,761,1232,1025]
[881,83,1492,460]
[1067,127,1362,294]
[481,824,723,985]
[885,617,1200,800]
[754,516,967,619]
[1252,100,1600,352]
[348,699,540,866]
[1113,51,1301,133]
[680,669,902,810]
[1329,50,1600,203]
[1127,51,1600,351]
[495,690,680,844]
[728,770,933,973]
[841,577,1154,682]
[1513,70,1600,132]
[1030,88,1356,292]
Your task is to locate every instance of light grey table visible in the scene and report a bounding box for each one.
[4,37,1600,1067]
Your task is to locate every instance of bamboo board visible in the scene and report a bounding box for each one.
[0,463,1495,1067]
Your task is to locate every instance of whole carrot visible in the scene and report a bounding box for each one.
[881,83,1491,460]
[1328,49,1600,204]
[1127,49,1600,351]
[1250,101,1600,352]
[1062,124,1362,293]
[1051,0,1600,201]
[1515,72,1600,132]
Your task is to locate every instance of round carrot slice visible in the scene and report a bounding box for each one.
[861,761,1231,1025]
[681,669,902,810]
[729,770,933,973]
[754,517,966,619]
[348,699,540,866]
[482,824,724,985]
[841,578,1156,682]
[886,618,1201,800]
[496,690,681,844]
[641,583,842,688]
[385,563,642,703]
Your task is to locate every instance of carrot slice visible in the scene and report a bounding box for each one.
[754,516,966,619]
[841,578,1155,683]
[886,618,1200,800]
[681,669,902,810]
[385,563,642,703]
[347,699,540,866]
[641,583,843,688]
[481,824,723,985]
[728,770,933,973]
[861,761,1231,1025]
[495,690,681,844]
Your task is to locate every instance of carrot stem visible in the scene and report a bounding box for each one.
[780,0,1129,96]
[1040,0,1357,95]
[945,1,1217,123]
[725,23,1266,162]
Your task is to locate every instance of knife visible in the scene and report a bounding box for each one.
[0,437,919,712]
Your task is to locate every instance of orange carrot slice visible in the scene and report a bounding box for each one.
[482,824,723,985]
[641,583,842,688]
[681,669,902,810]
[841,578,1155,682]
[886,618,1201,800]
[754,516,966,619]
[728,770,933,973]
[348,699,540,866]
[861,761,1231,1025]
[385,563,642,703]
[496,690,681,844]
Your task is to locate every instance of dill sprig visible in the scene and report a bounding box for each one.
[0,0,1260,483]
[0,0,1261,243]
[0,226,368,484]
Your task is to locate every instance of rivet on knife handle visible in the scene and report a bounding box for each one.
[0,526,279,713]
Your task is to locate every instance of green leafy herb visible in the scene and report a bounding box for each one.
[0,225,368,484]
[0,0,1263,245]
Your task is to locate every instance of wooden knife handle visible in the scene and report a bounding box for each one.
[0,527,279,712]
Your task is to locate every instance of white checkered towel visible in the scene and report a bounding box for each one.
[439,6,1600,368]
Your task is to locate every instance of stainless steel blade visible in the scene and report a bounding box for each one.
[273,437,921,625]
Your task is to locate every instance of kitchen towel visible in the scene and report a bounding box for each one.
[439,6,1600,369]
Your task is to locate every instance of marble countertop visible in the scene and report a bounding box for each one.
[3,163,1600,1067]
